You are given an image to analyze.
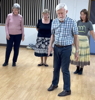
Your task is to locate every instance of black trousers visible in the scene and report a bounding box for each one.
[52,45,72,91]
[4,34,22,63]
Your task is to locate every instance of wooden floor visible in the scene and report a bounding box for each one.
[0,46,95,100]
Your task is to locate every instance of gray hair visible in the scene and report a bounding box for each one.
[12,3,20,9]
[42,9,50,14]
[56,3,68,11]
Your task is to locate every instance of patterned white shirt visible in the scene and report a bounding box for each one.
[51,17,78,46]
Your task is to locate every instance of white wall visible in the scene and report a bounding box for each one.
[0,26,37,46]
[60,0,89,21]
[0,0,89,45]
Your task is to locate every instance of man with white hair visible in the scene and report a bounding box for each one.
[48,3,79,96]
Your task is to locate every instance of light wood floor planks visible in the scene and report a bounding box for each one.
[0,46,95,100]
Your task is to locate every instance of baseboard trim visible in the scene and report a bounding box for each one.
[0,44,27,48]
[1,44,95,54]
[90,53,95,55]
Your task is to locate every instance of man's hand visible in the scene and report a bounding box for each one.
[48,45,53,56]
[74,52,79,61]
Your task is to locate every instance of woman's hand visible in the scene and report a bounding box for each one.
[22,35,24,41]
[6,34,10,40]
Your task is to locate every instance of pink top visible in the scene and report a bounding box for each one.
[5,13,24,37]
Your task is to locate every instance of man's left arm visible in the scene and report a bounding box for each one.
[73,21,79,60]
[74,35,79,52]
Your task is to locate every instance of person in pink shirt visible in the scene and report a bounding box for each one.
[3,3,24,67]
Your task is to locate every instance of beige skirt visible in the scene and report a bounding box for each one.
[70,35,90,66]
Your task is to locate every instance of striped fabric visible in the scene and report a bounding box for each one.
[0,0,59,26]
[70,35,90,66]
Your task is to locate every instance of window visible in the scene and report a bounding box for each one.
[0,0,13,24]
[90,0,95,24]
[0,0,59,26]
[0,0,1,23]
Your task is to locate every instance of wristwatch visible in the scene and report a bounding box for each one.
[76,50,79,53]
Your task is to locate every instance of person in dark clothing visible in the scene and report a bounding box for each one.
[2,3,24,67]
[34,9,52,67]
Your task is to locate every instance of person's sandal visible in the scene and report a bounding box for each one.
[43,64,49,67]
[38,63,43,66]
